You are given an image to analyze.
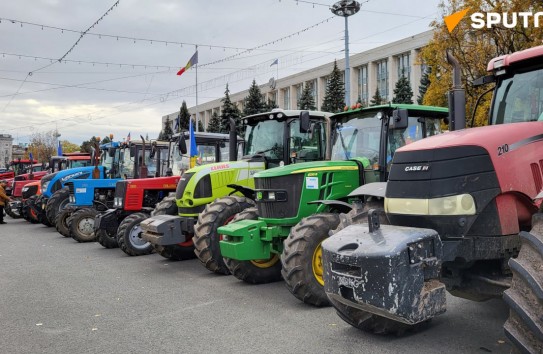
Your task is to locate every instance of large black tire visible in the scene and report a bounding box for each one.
[151,195,196,261]
[23,197,40,224]
[5,200,22,219]
[193,196,256,275]
[70,208,98,243]
[55,207,74,237]
[97,228,119,249]
[503,214,543,353]
[46,187,70,226]
[224,207,283,284]
[117,212,153,256]
[329,296,420,335]
[281,213,341,307]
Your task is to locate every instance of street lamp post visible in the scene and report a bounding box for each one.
[330,0,360,107]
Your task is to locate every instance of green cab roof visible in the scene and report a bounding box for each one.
[332,104,448,119]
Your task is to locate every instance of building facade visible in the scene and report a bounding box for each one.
[0,134,14,169]
[163,30,433,130]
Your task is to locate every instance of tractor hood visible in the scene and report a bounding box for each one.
[254,158,369,179]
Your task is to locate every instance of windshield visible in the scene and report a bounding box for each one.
[171,139,225,175]
[332,112,382,164]
[244,119,284,165]
[387,116,442,165]
[68,160,91,169]
[491,66,543,124]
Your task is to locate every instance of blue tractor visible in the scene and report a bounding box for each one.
[55,138,170,242]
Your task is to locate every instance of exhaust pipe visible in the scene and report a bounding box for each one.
[229,118,238,161]
[446,51,466,131]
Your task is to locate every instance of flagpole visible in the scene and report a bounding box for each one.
[195,45,199,132]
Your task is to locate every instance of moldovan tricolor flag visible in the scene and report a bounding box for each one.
[177,51,198,76]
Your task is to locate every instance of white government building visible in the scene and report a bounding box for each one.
[163,30,433,130]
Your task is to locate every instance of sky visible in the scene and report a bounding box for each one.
[0,0,445,146]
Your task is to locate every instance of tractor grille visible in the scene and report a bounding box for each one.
[256,174,304,219]
[22,185,38,199]
[66,182,74,195]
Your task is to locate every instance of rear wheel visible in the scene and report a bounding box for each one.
[117,212,153,256]
[70,208,98,243]
[151,195,196,261]
[55,207,73,237]
[193,196,255,275]
[503,214,543,354]
[224,207,282,284]
[23,198,40,224]
[46,187,70,225]
[281,213,340,307]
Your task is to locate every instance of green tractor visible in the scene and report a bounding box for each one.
[140,109,333,261]
[216,104,449,306]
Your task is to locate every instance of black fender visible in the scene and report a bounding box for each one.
[307,199,353,214]
[227,184,255,201]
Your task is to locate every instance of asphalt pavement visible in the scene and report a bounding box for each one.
[0,217,513,354]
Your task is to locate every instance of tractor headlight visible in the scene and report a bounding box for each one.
[41,180,50,191]
[385,194,476,216]
[69,195,75,203]
[114,197,123,207]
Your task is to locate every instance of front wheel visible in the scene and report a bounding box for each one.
[97,228,119,249]
[70,208,98,243]
[55,207,73,237]
[503,214,543,353]
[5,201,22,219]
[46,187,69,225]
[117,213,153,256]
[281,213,340,307]
[223,207,282,284]
[193,196,255,275]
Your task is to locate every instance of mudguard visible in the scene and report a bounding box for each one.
[94,208,120,234]
[322,223,446,324]
[140,215,194,245]
[347,181,387,198]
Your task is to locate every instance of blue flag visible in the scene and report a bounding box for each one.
[29,152,34,162]
[57,141,63,156]
[189,119,198,157]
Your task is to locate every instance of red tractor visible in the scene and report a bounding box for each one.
[0,158,40,180]
[322,47,543,352]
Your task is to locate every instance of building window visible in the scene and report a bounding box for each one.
[376,60,389,101]
[308,79,317,107]
[282,87,290,109]
[398,52,411,81]
[358,65,368,105]
[268,91,277,107]
[295,84,303,107]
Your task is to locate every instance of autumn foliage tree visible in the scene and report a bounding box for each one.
[420,0,543,127]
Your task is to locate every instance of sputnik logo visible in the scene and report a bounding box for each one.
[444,8,470,33]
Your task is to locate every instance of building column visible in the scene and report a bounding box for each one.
[367,61,376,105]
[411,49,422,103]
[388,55,398,103]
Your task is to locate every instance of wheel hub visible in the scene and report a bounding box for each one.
[312,242,325,286]
[129,223,149,249]
[77,217,95,236]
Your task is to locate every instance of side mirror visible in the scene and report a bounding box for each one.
[299,111,311,133]
[130,146,136,158]
[390,109,408,130]
[108,147,117,158]
[178,137,187,155]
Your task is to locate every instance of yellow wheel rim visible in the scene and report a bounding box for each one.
[312,241,324,286]
[250,254,279,269]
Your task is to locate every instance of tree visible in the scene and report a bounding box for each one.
[198,120,205,132]
[80,136,101,154]
[321,60,345,113]
[370,88,384,106]
[243,79,266,117]
[158,117,174,140]
[298,83,316,110]
[220,84,242,135]
[266,98,278,110]
[26,130,60,163]
[178,101,191,132]
[207,112,221,133]
[392,74,414,104]
[61,140,81,153]
[101,136,111,144]
[420,0,543,126]
[417,67,431,105]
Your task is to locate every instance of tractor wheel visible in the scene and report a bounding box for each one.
[117,213,153,256]
[224,207,282,284]
[194,196,256,275]
[46,187,70,226]
[151,195,196,261]
[97,229,119,249]
[329,296,420,335]
[503,213,543,353]
[70,208,98,243]
[281,213,341,307]
[5,201,22,219]
[23,198,40,224]
[55,207,74,237]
